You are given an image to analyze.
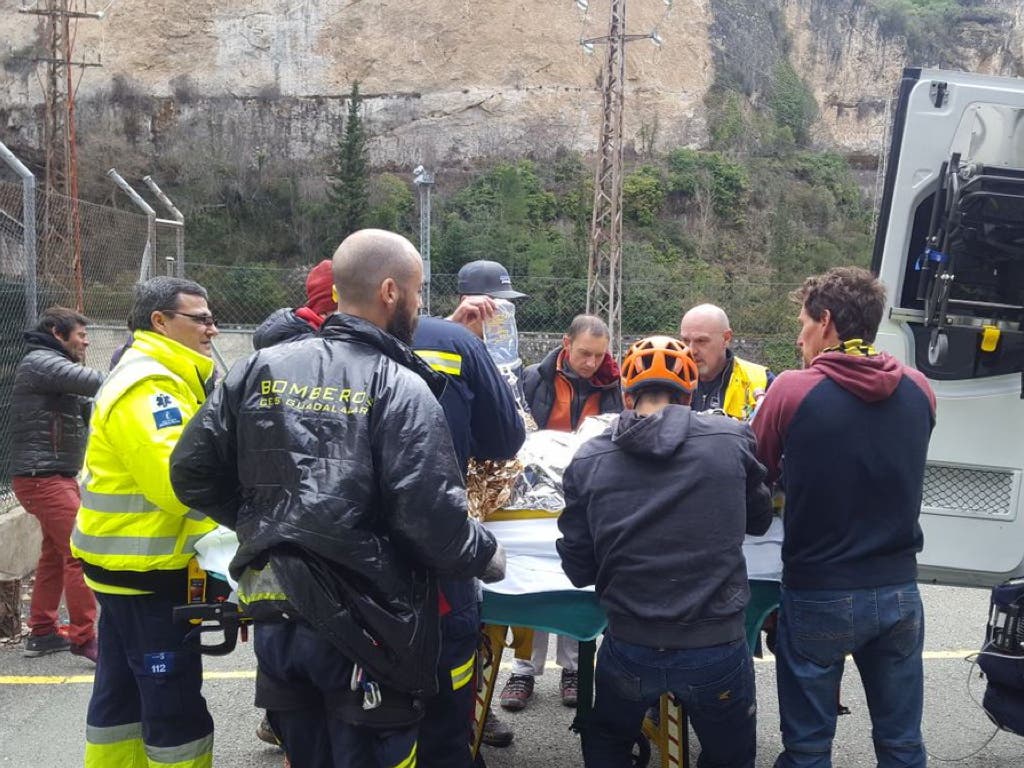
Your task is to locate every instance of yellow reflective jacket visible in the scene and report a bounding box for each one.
[722,356,769,421]
[72,330,217,594]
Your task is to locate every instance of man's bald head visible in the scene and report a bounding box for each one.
[680,303,730,333]
[332,229,423,342]
[333,229,422,306]
[679,303,733,380]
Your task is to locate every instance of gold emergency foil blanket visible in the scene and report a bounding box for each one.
[465,409,535,521]
[466,457,523,522]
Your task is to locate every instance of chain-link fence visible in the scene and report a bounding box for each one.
[0,177,151,510]
[0,181,803,512]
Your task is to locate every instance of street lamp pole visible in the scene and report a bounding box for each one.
[413,165,435,315]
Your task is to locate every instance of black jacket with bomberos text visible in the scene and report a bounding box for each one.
[170,312,498,696]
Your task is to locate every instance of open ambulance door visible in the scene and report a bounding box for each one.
[873,67,1024,587]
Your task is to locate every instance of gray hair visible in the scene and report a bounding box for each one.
[567,314,610,340]
[130,276,209,331]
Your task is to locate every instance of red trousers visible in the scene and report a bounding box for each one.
[12,475,97,645]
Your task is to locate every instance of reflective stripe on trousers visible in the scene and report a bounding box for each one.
[450,651,475,692]
[85,725,213,768]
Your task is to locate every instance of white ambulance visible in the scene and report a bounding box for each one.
[874,67,1024,587]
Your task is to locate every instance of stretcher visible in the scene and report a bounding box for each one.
[471,509,783,767]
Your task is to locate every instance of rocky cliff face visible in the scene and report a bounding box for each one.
[0,0,1021,174]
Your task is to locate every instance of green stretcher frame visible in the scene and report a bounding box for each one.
[477,580,781,766]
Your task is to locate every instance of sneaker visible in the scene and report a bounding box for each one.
[561,669,578,708]
[481,706,513,748]
[23,632,70,657]
[256,713,281,746]
[70,638,98,664]
[499,673,535,711]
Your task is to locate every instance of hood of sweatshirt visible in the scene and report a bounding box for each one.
[611,405,691,459]
[811,350,904,403]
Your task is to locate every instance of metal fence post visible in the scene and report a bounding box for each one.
[143,175,185,278]
[0,141,38,326]
[107,169,156,282]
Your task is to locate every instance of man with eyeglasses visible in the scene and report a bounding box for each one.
[72,276,221,768]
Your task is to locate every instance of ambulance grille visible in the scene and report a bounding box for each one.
[921,464,1017,519]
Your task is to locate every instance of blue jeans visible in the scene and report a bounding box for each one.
[774,582,926,768]
[583,634,756,768]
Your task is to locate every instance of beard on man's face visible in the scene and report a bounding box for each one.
[386,293,419,345]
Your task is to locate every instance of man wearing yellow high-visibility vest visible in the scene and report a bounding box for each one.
[678,303,774,420]
[72,276,220,768]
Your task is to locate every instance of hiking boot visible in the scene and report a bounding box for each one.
[481,706,513,748]
[256,713,281,746]
[561,669,579,707]
[23,632,70,657]
[499,673,534,711]
[70,638,98,664]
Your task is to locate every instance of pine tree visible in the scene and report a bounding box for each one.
[328,82,369,239]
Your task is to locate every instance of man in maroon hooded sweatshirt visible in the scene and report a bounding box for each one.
[752,267,935,768]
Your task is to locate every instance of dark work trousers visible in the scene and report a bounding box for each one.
[85,591,214,767]
[255,620,419,768]
[420,578,479,768]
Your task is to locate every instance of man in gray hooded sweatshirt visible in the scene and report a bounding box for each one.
[557,335,772,768]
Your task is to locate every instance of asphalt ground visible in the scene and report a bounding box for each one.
[1,584,1022,767]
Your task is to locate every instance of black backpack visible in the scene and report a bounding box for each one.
[978,577,1024,737]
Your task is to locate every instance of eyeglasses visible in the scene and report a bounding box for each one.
[161,310,218,327]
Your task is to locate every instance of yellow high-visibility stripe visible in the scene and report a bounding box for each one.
[82,575,150,595]
[415,350,463,376]
[238,592,288,604]
[450,652,476,691]
[390,740,418,768]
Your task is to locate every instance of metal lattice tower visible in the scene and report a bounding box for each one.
[586,0,627,356]
[583,0,663,355]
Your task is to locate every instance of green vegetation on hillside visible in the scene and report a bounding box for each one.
[866,0,1010,67]
[160,50,870,372]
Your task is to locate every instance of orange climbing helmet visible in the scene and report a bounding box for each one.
[621,335,699,397]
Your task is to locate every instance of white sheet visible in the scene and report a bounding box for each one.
[483,515,784,596]
[193,513,784,599]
